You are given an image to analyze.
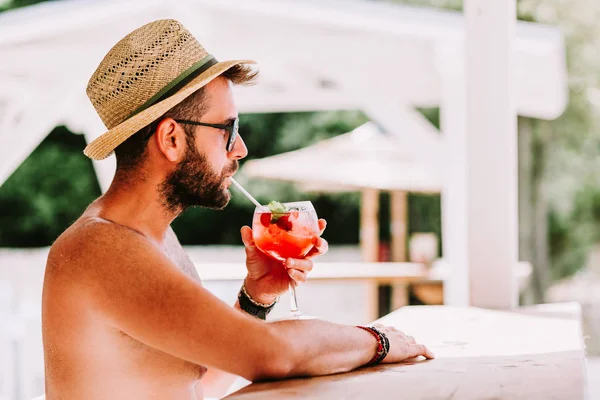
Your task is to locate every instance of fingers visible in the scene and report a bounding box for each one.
[285,258,313,273]
[423,346,436,359]
[318,219,327,235]
[241,226,266,263]
[285,259,312,285]
[374,325,435,362]
[287,269,307,284]
[240,226,255,247]
[407,344,435,360]
[305,219,328,259]
[305,237,329,259]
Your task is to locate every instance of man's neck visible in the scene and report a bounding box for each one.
[94,178,180,244]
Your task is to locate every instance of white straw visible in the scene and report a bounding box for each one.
[230,178,267,210]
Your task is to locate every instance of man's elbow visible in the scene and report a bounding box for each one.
[248,361,293,382]
[245,335,299,382]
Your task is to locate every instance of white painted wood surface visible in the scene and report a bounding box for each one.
[225,305,589,400]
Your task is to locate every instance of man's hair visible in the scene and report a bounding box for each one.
[114,64,257,171]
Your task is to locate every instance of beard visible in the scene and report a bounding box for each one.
[159,141,238,214]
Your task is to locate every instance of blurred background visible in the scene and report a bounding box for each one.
[1,0,600,398]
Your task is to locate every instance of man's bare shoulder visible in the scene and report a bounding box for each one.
[47,216,150,278]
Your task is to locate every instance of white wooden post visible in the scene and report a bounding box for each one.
[440,0,519,309]
[438,41,470,307]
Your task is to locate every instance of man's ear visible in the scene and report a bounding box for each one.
[153,118,186,162]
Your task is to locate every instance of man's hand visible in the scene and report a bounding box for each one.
[372,324,435,363]
[240,219,328,304]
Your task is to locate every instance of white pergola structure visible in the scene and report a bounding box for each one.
[0,0,568,309]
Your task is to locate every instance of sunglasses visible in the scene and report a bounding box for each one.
[175,118,239,152]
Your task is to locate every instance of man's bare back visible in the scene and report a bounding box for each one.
[43,204,208,399]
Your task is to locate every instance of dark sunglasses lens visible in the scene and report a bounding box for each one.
[227,120,239,152]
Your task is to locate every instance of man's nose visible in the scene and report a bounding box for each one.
[230,135,248,160]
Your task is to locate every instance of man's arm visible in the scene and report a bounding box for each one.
[200,286,268,398]
[71,222,431,382]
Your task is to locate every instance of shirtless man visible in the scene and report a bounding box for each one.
[42,19,434,399]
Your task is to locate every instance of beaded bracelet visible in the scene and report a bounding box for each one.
[238,283,278,320]
[241,283,278,308]
[372,326,390,355]
[357,326,390,366]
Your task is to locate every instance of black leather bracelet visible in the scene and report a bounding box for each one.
[238,284,277,320]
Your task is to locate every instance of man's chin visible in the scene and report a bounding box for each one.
[207,190,231,210]
[215,196,231,210]
[181,191,230,211]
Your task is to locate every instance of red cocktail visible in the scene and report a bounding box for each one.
[252,201,319,317]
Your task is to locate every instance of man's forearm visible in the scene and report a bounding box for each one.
[233,295,377,380]
[258,318,377,380]
[233,279,378,379]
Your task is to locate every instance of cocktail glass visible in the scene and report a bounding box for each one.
[252,201,319,319]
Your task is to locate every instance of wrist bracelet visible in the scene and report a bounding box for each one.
[238,283,278,320]
[357,326,389,366]
[241,283,278,308]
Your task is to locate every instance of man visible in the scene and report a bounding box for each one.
[42,19,434,400]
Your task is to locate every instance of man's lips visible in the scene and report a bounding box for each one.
[225,168,238,178]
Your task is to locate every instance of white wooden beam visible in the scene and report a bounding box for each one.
[440,0,519,309]
[84,137,116,194]
[363,103,445,177]
[0,0,167,46]
[234,87,358,113]
[251,61,321,92]
[65,92,116,194]
[209,1,566,120]
[194,0,454,41]
[0,93,59,186]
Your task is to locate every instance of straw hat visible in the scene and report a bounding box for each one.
[83,19,256,160]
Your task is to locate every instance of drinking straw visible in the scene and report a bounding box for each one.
[230,177,268,211]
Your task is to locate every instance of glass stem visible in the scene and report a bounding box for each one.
[289,283,299,314]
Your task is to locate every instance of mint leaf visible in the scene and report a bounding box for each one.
[267,201,288,222]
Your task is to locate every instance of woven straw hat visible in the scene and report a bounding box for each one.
[83,19,256,160]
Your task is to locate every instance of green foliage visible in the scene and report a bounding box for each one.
[0,0,52,12]
[0,127,101,246]
[380,0,461,11]
[549,184,600,280]
[408,193,443,253]
[518,0,600,278]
